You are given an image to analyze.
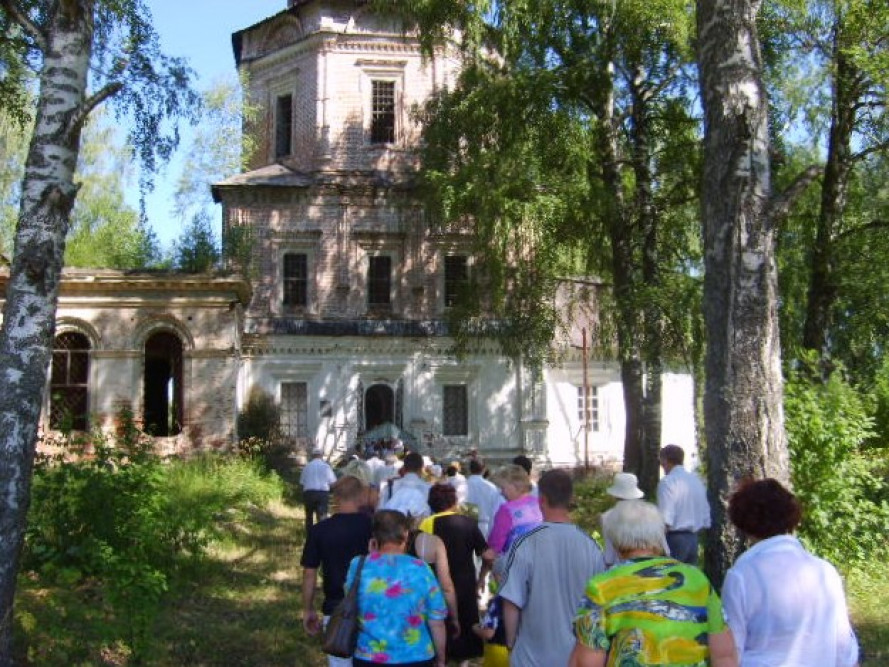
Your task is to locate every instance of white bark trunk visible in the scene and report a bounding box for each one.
[0,2,95,661]
[696,0,789,587]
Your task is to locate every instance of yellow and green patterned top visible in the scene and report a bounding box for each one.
[573,556,726,666]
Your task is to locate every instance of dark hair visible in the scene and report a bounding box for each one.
[402,451,424,472]
[373,509,411,546]
[538,469,573,509]
[728,478,802,540]
[446,465,458,477]
[428,483,458,513]
[659,444,685,466]
[469,459,485,475]
[512,455,533,475]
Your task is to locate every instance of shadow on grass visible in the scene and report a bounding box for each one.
[14,489,329,667]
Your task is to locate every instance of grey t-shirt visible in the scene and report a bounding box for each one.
[499,521,606,667]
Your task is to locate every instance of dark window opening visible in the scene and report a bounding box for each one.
[368,255,392,306]
[144,332,183,437]
[280,382,308,439]
[50,332,90,431]
[443,385,468,436]
[283,253,308,306]
[275,93,293,158]
[370,80,395,144]
[365,384,395,431]
[444,255,469,307]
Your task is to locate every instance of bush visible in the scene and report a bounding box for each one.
[22,410,284,661]
[785,358,889,566]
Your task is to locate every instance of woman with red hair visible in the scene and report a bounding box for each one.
[722,479,859,666]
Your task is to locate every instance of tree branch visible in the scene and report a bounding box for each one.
[67,81,124,138]
[850,139,889,164]
[0,0,47,51]
[835,219,889,243]
[767,164,822,228]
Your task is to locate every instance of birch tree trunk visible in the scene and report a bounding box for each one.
[0,2,94,660]
[696,0,790,587]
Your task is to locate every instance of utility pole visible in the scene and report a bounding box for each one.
[582,327,590,470]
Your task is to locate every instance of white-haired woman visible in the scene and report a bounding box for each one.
[569,501,737,667]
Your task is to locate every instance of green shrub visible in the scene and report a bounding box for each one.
[22,410,284,661]
[785,357,889,566]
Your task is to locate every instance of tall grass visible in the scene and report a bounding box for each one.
[15,446,284,665]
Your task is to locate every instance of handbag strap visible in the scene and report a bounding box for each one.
[347,555,366,595]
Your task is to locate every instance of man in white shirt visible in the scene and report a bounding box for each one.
[465,458,504,538]
[445,461,469,505]
[299,447,337,529]
[380,451,431,517]
[656,444,710,565]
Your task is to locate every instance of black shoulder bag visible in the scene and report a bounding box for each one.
[322,555,366,658]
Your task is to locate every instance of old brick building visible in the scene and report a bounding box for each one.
[210,0,696,465]
[10,0,694,466]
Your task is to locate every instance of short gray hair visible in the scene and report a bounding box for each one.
[603,500,669,555]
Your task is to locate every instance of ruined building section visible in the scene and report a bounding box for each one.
[0,270,251,454]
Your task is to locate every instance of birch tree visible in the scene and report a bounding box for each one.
[696,0,790,585]
[0,2,198,660]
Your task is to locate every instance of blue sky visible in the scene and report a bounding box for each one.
[127,0,284,246]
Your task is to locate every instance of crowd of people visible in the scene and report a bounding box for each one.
[300,444,860,667]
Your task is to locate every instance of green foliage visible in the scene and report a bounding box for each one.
[571,471,621,544]
[173,75,259,224]
[22,408,283,660]
[868,356,889,450]
[237,387,282,444]
[172,211,220,272]
[784,357,889,565]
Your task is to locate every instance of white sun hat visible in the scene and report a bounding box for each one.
[606,472,644,500]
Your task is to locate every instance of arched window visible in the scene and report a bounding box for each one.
[143,332,183,436]
[50,332,90,431]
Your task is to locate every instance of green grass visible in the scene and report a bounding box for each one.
[846,564,889,664]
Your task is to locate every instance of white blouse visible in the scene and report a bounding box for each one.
[722,534,859,667]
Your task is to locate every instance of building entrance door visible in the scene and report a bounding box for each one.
[364,384,394,430]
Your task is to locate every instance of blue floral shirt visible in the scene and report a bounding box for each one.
[345,551,448,663]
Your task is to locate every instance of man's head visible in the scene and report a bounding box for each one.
[428,483,458,513]
[402,451,424,473]
[659,444,684,472]
[512,454,533,476]
[331,475,367,506]
[468,458,485,476]
[311,447,323,458]
[538,468,573,511]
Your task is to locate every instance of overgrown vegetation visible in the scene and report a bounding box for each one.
[16,411,283,664]
[784,356,889,566]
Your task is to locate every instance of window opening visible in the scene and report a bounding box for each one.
[577,385,600,432]
[443,385,468,436]
[50,332,90,431]
[144,332,183,436]
[370,80,396,144]
[280,382,308,439]
[444,255,469,307]
[367,255,392,306]
[283,253,308,306]
[275,93,293,158]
